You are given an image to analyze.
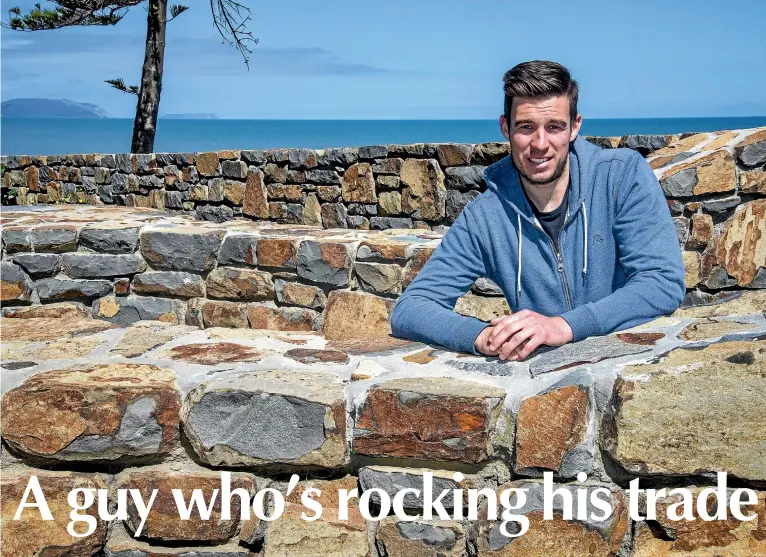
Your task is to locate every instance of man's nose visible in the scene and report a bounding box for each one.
[531,128,548,151]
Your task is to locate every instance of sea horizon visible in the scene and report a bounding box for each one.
[3,115,766,156]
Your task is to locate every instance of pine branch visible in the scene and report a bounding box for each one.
[106,77,139,95]
[168,4,188,21]
[3,1,143,31]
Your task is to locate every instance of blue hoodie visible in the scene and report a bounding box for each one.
[390,135,686,354]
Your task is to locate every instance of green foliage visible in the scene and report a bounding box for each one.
[4,1,142,31]
[106,78,140,95]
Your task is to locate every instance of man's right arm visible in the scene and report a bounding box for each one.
[390,206,491,354]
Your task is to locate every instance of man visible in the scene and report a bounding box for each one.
[390,60,685,360]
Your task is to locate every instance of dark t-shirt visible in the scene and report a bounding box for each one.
[524,185,569,253]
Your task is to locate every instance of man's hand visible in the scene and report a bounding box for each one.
[474,310,573,360]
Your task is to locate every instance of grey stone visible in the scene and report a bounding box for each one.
[266,148,289,163]
[667,199,684,215]
[186,391,326,460]
[2,228,77,253]
[584,137,616,149]
[61,397,162,457]
[94,167,111,184]
[528,335,654,377]
[218,234,257,266]
[165,190,184,209]
[371,158,404,175]
[138,175,162,189]
[320,203,348,228]
[738,138,766,167]
[359,467,459,510]
[672,216,689,246]
[445,166,486,190]
[297,240,352,287]
[702,195,741,212]
[348,203,378,216]
[240,150,266,165]
[347,216,370,229]
[80,167,95,177]
[305,169,341,185]
[36,278,113,301]
[704,267,738,289]
[619,134,671,154]
[140,230,222,272]
[98,185,114,203]
[395,522,457,547]
[12,253,62,277]
[286,170,306,183]
[359,145,388,159]
[445,190,480,223]
[446,358,517,376]
[748,267,766,288]
[669,151,696,165]
[472,277,504,296]
[79,227,140,253]
[262,163,287,183]
[388,144,436,158]
[195,204,233,223]
[661,168,697,197]
[156,152,189,166]
[131,271,205,298]
[0,261,33,302]
[38,166,55,182]
[81,176,97,192]
[62,253,147,278]
[317,147,358,167]
[371,217,414,229]
[355,262,402,294]
[221,160,247,179]
[207,178,225,202]
[288,148,318,169]
[133,154,155,173]
[284,203,304,224]
[96,296,184,326]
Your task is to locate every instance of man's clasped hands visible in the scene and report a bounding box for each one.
[473,309,574,361]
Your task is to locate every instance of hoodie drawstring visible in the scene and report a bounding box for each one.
[581,202,588,275]
[517,214,523,297]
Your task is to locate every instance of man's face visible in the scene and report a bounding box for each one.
[500,95,582,186]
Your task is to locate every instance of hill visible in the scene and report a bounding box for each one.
[1,98,112,118]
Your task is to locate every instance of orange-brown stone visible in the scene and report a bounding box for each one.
[247,304,315,331]
[195,152,219,176]
[243,168,269,218]
[166,342,266,365]
[715,199,765,286]
[257,237,298,268]
[341,162,377,203]
[403,247,436,288]
[741,170,766,194]
[200,300,249,328]
[688,212,713,249]
[322,290,394,340]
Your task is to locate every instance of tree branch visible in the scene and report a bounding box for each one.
[3,1,143,30]
[105,77,139,95]
[209,0,257,69]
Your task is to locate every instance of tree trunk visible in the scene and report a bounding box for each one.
[131,0,167,153]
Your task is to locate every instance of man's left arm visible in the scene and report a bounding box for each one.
[559,152,686,341]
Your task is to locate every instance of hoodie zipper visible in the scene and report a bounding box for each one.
[532,217,574,311]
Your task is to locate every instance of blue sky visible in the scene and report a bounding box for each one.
[2,0,765,119]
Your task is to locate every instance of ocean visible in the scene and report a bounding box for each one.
[2,116,766,156]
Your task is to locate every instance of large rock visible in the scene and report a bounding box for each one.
[62,253,146,278]
[514,371,594,478]
[131,271,205,298]
[37,278,113,301]
[116,471,255,542]
[274,279,326,309]
[400,159,446,220]
[243,168,269,218]
[256,237,298,269]
[661,150,736,196]
[199,300,249,328]
[78,227,139,253]
[140,228,223,272]
[0,313,114,344]
[715,199,765,286]
[736,128,766,166]
[632,488,766,556]
[476,480,628,557]
[2,226,77,253]
[376,517,465,557]
[297,239,355,286]
[94,295,184,326]
[11,253,62,276]
[455,292,510,321]
[353,377,506,462]
[354,261,403,294]
[205,267,274,300]
[342,162,377,203]
[445,165,486,190]
[247,304,317,331]
[218,233,258,266]
[182,370,349,470]
[0,261,33,304]
[111,321,195,358]
[2,301,91,320]
[2,363,180,461]
[1,472,109,557]
[602,341,766,481]
[322,290,394,340]
[436,143,473,167]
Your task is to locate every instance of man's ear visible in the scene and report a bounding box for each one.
[570,113,583,142]
[499,115,511,141]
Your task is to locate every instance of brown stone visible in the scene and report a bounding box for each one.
[354,261,403,294]
[206,267,274,300]
[688,212,713,249]
[649,155,675,169]
[1,363,180,460]
[217,149,240,160]
[665,149,736,195]
[275,280,326,309]
[247,304,316,331]
[378,191,403,216]
[25,165,40,191]
[354,377,505,462]
[741,170,766,194]
[436,143,473,167]
[321,203,348,228]
[403,247,436,288]
[515,384,590,476]
[455,292,511,321]
[632,488,766,557]
[1,472,108,557]
[223,181,245,205]
[165,342,267,365]
[704,130,739,150]
[0,315,115,342]
[651,133,708,156]
[196,152,219,176]
[402,349,438,364]
[317,185,341,201]
[682,250,701,288]
[111,322,194,358]
[342,162,377,203]
[201,300,249,328]
[47,181,63,202]
[327,336,417,355]
[285,348,350,364]
[357,240,409,263]
[2,302,91,320]
[117,471,255,542]
[322,290,394,340]
[678,318,754,341]
[400,159,446,220]
[303,192,322,226]
[615,332,665,345]
[257,237,298,268]
[716,199,765,286]
[189,184,208,201]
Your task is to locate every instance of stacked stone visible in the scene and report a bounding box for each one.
[2,290,765,556]
[5,128,762,237]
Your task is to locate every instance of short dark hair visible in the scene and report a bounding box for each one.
[503,60,579,126]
